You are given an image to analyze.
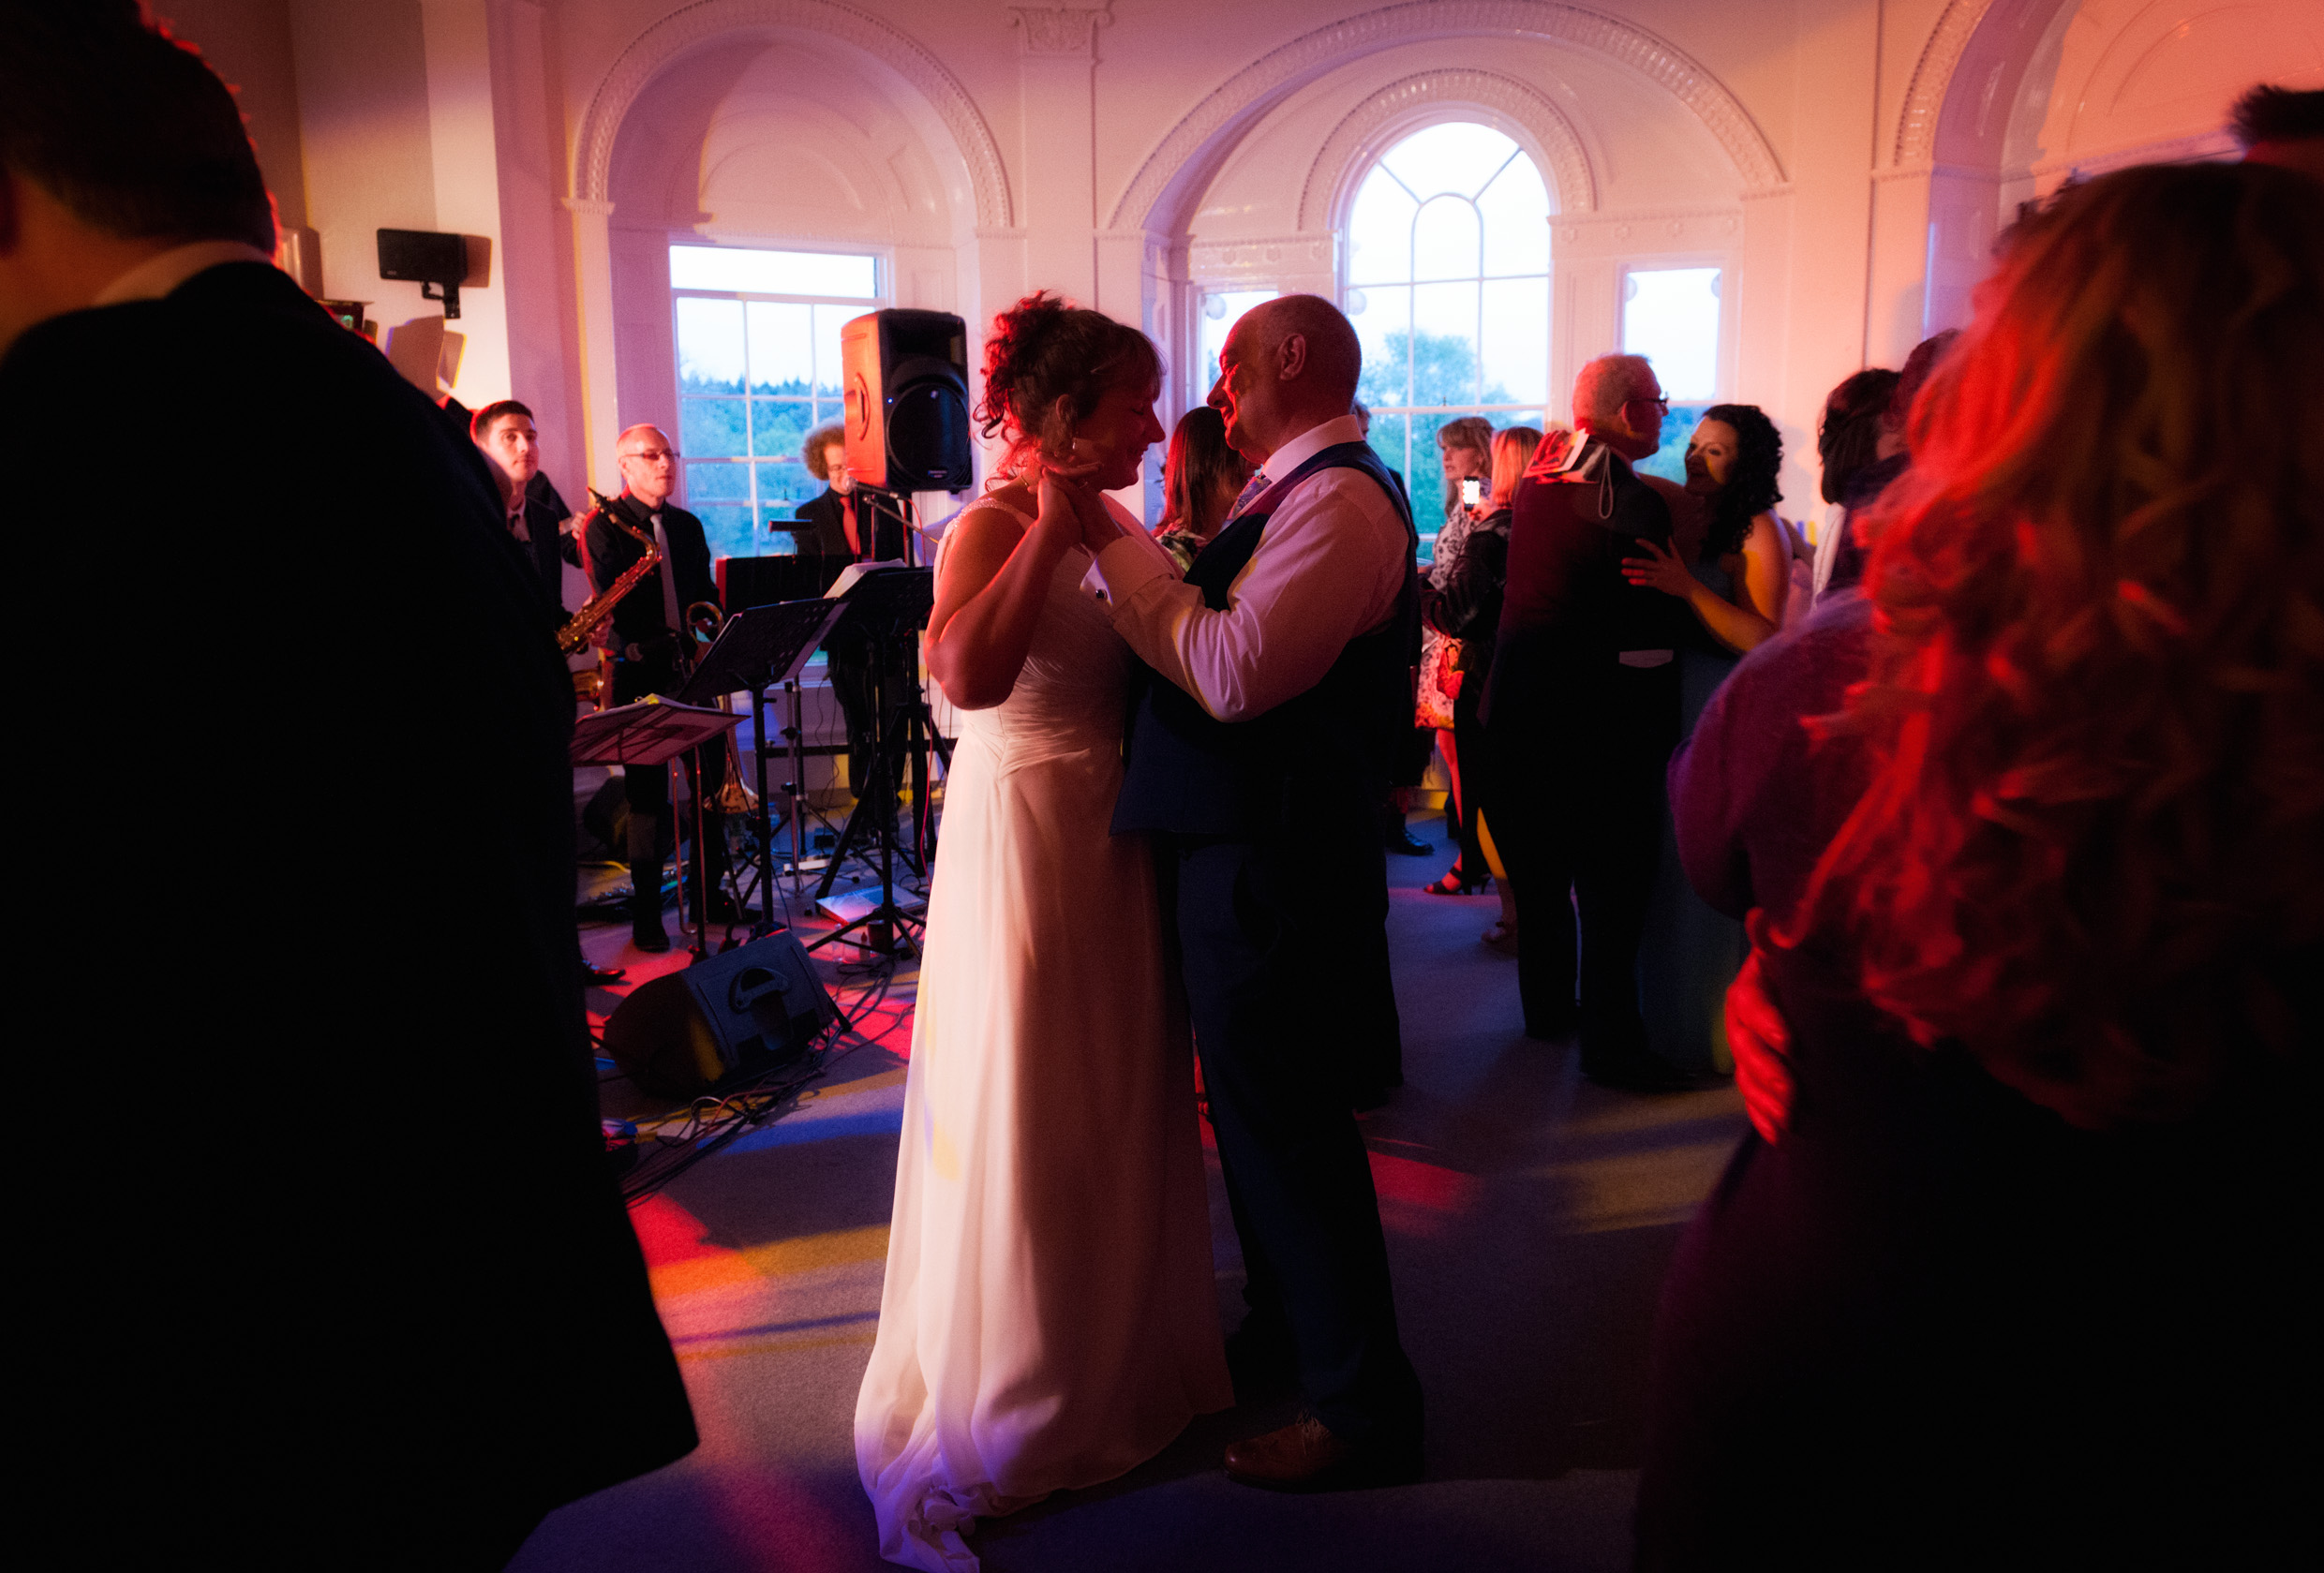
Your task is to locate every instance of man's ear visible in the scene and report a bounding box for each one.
[1276,331,1308,382]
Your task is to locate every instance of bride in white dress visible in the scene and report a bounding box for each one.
[855,294,1232,1572]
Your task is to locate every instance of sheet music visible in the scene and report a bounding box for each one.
[825,559,912,600]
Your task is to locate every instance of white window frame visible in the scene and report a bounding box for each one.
[668,243,890,551]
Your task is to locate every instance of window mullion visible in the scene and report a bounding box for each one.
[1471,197,1484,408]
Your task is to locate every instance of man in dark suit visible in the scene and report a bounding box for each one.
[472,398,627,987]
[584,423,737,950]
[791,421,857,556]
[1484,353,1696,1089]
[0,9,693,1560]
[1082,295,1424,1491]
[793,421,906,830]
[471,398,584,608]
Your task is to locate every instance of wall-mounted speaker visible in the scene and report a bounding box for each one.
[600,931,840,1099]
[842,309,973,493]
[376,228,470,319]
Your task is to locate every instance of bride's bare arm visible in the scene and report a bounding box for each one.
[922,478,1082,709]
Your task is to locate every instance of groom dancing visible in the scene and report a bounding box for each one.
[1080,295,1424,1489]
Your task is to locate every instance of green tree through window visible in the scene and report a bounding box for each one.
[670,246,882,561]
[1344,122,1552,562]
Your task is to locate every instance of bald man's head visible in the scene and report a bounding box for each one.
[616,423,677,508]
[1247,294,1362,408]
[1209,294,1364,460]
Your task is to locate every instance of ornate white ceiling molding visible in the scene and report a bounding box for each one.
[1009,7,1107,57]
[1552,203,1740,258]
[1109,1,1783,232]
[571,0,1012,228]
[1296,68,1597,229]
[1188,233,1337,276]
[1894,0,1994,168]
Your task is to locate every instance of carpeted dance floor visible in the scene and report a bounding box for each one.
[510,809,1746,1573]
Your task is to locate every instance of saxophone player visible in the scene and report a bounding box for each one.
[587,423,740,952]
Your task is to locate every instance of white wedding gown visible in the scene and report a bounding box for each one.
[855,500,1231,1572]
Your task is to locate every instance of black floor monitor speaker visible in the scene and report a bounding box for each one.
[601,931,841,1099]
[842,309,973,492]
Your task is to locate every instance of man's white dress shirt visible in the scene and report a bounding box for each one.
[1090,413,1408,722]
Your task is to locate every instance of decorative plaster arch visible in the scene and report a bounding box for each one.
[1296,68,1598,230]
[1110,1,1782,233]
[1892,0,2083,170]
[571,0,1011,227]
[1893,0,1993,166]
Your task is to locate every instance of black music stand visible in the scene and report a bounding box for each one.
[810,565,947,957]
[678,599,851,939]
[572,696,745,963]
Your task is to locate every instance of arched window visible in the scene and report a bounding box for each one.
[1345,122,1550,558]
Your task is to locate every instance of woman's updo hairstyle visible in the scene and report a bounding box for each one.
[976,291,1161,471]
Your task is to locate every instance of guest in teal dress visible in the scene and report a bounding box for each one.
[1621,405,1790,1073]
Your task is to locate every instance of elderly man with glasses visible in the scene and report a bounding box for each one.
[1482,353,1699,1090]
[585,423,740,950]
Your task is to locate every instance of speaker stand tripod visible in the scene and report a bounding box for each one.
[807,575,948,957]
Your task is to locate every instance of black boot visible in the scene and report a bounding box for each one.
[627,813,669,953]
[682,809,751,925]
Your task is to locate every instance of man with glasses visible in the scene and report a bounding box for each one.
[1482,354,1696,1090]
[586,423,737,950]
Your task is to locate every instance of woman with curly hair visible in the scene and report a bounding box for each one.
[1638,161,2321,1566]
[857,292,1229,1571]
[1620,403,1789,654]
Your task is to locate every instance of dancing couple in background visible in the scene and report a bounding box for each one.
[855,292,1423,1571]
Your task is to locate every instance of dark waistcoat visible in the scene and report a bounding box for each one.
[1112,441,1418,838]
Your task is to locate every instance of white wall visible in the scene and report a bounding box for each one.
[163,0,2318,540]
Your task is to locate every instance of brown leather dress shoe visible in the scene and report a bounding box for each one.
[1223,1415,1423,1492]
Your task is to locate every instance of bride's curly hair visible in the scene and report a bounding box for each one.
[1792,161,2324,1127]
[975,291,1160,473]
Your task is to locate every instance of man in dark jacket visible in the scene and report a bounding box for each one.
[584,423,736,950]
[472,398,584,610]
[0,10,693,1560]
[793,421,907,823]
[791,421,858,556]
[1484,353,1696,1088]
[471,398,627,987]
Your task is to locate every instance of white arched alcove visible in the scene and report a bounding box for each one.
[1111,0,1781,245]
[1871,0,2319,357]
[565,0,1006,488]
[1165,24,1750,426]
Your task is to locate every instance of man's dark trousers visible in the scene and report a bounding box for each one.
[1487,660,1678,1056]
[612,651,727,882]
[1165,807,1423,1448]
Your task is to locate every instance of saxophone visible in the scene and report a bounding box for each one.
[558,488,662,656]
